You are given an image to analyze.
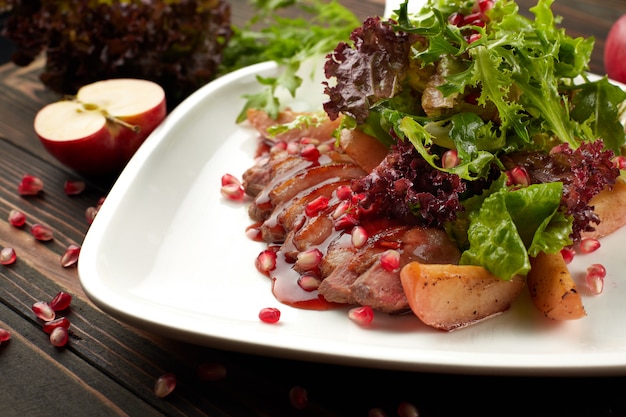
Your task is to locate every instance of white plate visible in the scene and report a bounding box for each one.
[78,60,626,376]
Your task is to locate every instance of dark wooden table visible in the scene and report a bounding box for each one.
[1,1,626,416]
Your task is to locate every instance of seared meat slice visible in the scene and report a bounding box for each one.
[319,226,461,312]
[318,225,408,305]
[268,163,366,209]
[261,179,353,244]
[242,152,312,221]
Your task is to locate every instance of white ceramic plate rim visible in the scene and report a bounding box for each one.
[78,60,626,377]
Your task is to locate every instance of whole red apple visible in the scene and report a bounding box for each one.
[34,78,166,176]
[605,14,626,84]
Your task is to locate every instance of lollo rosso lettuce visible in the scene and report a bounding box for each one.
[321,0,626,280]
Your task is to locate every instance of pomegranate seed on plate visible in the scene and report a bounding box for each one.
[49,291,72,311]
[221,173,241,187]
[335,185,353,200]
[220,183,245,201]
[560,247,575,264]
[351,226,368,248]
[31,223,54,241]
[580,237,600,253]
[43,317,71,334]
[380,249,401,272]
[300,144,321,162]
[18,174,44,195]
[32,301,55,321]
[61,245,81,268]
[348,306,374,326]
[586,263,606,295]
[297,273,321,292]
[255,249,277,274]
[334,213,359,231]
[154,373,177,398]
[49,326,69,347]
[0,247,17,265]
[295,248,323,271]
[64,180,86,195]
[0,328,10,343]
[258,307,281,324]
[8,209,26,227]
[305,195,329,217]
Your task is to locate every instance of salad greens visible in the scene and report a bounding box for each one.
[222,0,361,122]
[321,0,626,281]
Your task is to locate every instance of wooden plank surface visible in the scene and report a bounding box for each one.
[0,1,625,416]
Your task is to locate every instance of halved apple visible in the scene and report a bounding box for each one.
[34,78,167,176]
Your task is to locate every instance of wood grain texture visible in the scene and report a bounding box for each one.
[0,1,625,416]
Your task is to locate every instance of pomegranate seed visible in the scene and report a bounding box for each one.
[271,141,287,152]
[334,213,359,231]
[197,362,227,381]
[442,149,459,168]
[49,326,69,347]
[0,328,10,343]
[259,307,281,324]
[297,273,321,292]
[295,248,323,271]
[380,249,401,272]
[221,173,241,187]
[85,206,99,224]
[305,196,329,217]
[448,12,464,26]
[255,249,277,274]
[154,373,177,398]
[18,174,44,195]
[506,166,530,186]
[245,225,262,241]
[398,402,420,417]
[351,225,368,248]
[332,201,352,219]
[61,244,81,268]
[31,223,54,241]
[220,183,245,201]
[586,263,606,295]
[0,247,17,265]
[612,155,626,170]
[335,185,353,200]
[8,209,26,227]
[300,144,321,161]
[49,291,72,311]
[348,305,374,325]
[289,386,309,410]
[286,141,300,154]
[560,247,575,264]
[300,137,319,145]
[317,143,332,154]
[32,301,55,321]
[64,180,86,195]
[42,317,71,334]
[478,0,494,14]
[580,237,601,253]
[468,33,482,43]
